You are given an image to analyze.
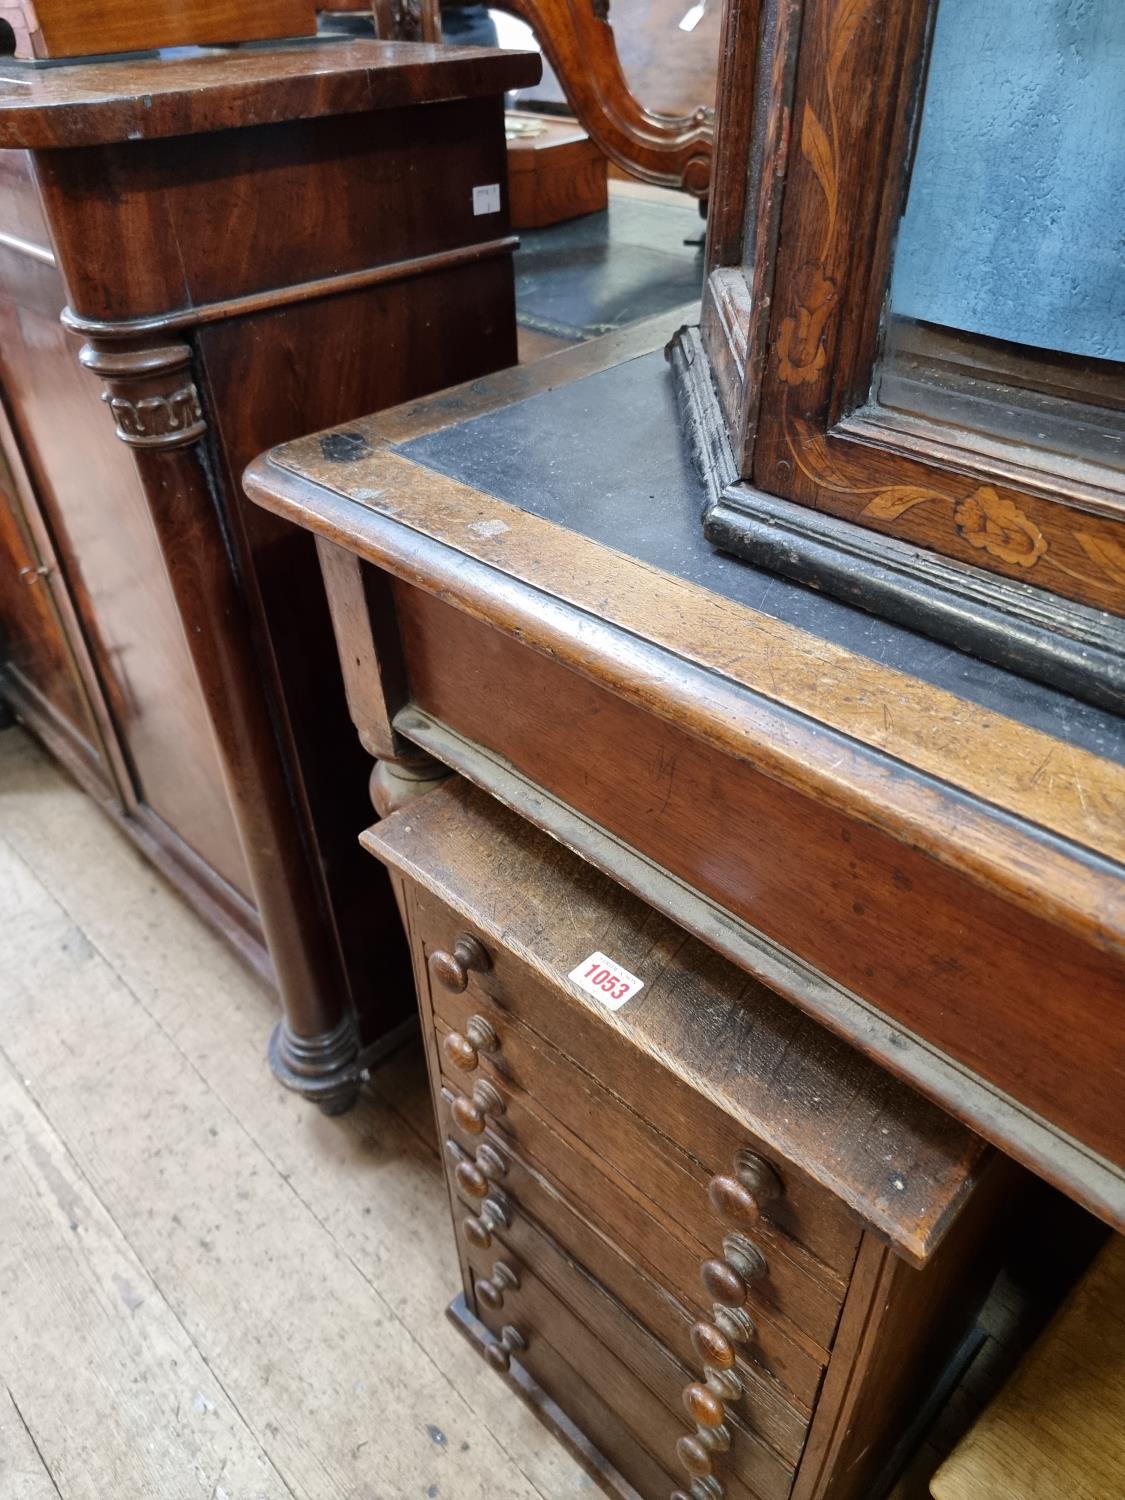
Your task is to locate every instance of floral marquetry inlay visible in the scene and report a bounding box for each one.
[773,0,868,391]
[783,416,1125,598]
[758,0,1125,614]
[954,490,1047,569]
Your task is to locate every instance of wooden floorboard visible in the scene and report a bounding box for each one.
[0,1385,64,1500]
[0,726,594,1500]
[0,1046,293,1500]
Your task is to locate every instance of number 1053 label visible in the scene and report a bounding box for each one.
[567,951,644,1010]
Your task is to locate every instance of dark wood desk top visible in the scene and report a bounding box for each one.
[247,315,1125,940]
[0,39,540,148]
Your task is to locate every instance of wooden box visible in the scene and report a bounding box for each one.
[0,0,316,59]
[507,112,608,229]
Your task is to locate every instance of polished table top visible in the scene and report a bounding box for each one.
[0,37,540,148]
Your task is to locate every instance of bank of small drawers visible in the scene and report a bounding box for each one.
[414,886,847,1500]
[361,776,989,1500]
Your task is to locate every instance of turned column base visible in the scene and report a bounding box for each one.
[370,753,450,818]
[268,1013,361,1115]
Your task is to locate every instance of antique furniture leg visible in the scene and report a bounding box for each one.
[315,536,451,824]
[79,336,363,1113]
[370,755,451,818]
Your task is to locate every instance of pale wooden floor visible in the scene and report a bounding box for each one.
[0,724,595,1500]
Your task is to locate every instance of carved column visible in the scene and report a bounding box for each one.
[78,336,362,1114]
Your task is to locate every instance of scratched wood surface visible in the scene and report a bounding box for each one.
[364,775,987,1267]
[0,725,593,1500]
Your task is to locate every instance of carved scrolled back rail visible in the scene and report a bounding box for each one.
[479,0,713,195]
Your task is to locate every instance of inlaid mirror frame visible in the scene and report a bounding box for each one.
[675,0,1124,712]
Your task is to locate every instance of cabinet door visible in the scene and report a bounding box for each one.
[0,401,116,800]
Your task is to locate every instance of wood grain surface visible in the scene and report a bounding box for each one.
[0,40,541,149]
[253,425,1125,937]
[365,776,986,1265]
[931,1236,1125,1500]
[244,322,1124,1221]
[395,586,1125,1177]
[1,0,315,60]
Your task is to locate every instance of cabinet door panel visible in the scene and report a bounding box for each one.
[0,268,252,901]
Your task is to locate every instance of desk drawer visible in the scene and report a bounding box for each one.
[355,652,1003,1500]
[440,1088,816,1455]
[428,974,848,1349]
[414,880,859,1282]
[438,1047,831,1408]
[472,1303,680,1500]
[366,776,983,1279]
[466,1233,791,1500]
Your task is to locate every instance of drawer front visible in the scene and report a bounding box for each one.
[439,1053,829,1407]
[474,1305,680,1500]
[466,1238,787,1500]
[441,1090,814,1462]
[415,886,860,1281]
[460,1176,798,1500]
[431,982,847,1345]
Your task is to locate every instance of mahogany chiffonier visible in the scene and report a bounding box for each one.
[0,37,538,1109]
[243,305,1122,1495]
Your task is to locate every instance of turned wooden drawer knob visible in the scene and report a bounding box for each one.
[429,934,491,993]
[474,1261,520,1311]
[476,1142,509,1181]
[450,1079,506,1135]
[441,1015,500,1072]
[455,1158,489,1199]
[708,1152,781,1227]
[451,1137,510,1199]
[676,1434,714,1479]
[711,1305,756,1347]
[700,1236,766,1305]
[683,1383,726,1429]
[672,1481,723,1500]
[700,1258,748,1306]
[462,1192,511,1250]
[444,1136,483,1195]
[690,1322,736,1371]
[484,1324,526,1372]
[442,1031,478,1071]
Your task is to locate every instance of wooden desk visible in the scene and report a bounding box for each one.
[246,317,1125,1214]
[243,313,1122,1494]
[0,38,538,1110]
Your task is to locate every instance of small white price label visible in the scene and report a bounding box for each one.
[472,183,501,215]
[567,951,644,1011]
